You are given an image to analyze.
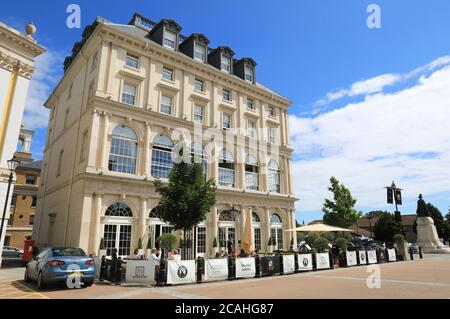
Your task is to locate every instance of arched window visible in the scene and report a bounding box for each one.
[191,142,207,178]
[268,160,281,193]
[103,202,133,256]
[252,212,261,251]
[270,213,283,250]
[245,155,259,190]
[105,202,133,217]
[149,208,159,219]
[252,212,261,223]
[151,135,174,179]
[219,149,235,187]
[219,211,236,222]
[108,125,138,174]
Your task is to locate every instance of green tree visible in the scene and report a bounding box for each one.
[373,213,402,244]
[154,144,217,259]
[322,177,362,228]
[365,210,389,218]
[305,232,319,246]
[427,203,445,238]
[313,237,330,253]
[156,233,177,250]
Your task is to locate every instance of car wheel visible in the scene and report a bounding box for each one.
[18,253,23,259]
[36,272,46,290]
[83,280,94,287]
[24,268,31,282]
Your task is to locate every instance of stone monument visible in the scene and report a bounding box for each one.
[416,194,450,254]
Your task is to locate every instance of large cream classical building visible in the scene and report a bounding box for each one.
[34,14,296,258]
[0,21,45,265]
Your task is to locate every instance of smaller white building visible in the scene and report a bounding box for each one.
[0,22,45,265]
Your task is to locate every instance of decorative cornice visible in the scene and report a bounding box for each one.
[0,52,35,79]
[0,23,46,58]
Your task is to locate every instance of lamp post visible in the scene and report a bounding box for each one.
[367,216,373,238]
[385,181,404,231]
[0,158,20,260]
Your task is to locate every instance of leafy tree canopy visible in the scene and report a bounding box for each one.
[154,145,217,232]
[373,213,402,243]
[322,177,362,228]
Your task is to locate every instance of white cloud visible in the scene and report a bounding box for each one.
[291,63,450,214]
[314,55,450,108]
[23,49,64,129]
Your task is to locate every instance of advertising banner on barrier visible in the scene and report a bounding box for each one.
[235,257,256,278]
[387,248,397,262]
[204,258,228,281]
[282,255,296,274]
[346,251,357,266]
[167,260,196,285]
[297,254,313,271]
[358,250,368,265]
[261,256,281,276]
[125,259,156,284]
[367,250,377,264]
[316,253,330,270]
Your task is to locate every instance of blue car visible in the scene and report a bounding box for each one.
[24,247,96,290]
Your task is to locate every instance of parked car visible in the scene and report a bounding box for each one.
[24,247,96,290]
[351,237,383,251]
[2,246,23,258]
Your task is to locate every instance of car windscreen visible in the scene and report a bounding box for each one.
[51,248,86,257]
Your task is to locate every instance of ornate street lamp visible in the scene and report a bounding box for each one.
[0,158,21,251]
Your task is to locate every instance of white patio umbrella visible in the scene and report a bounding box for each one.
[285,223,353,233]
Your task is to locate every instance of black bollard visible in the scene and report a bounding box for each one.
[115,259,122,285]
[312,253,317,271]
[419,246,423,259]
[228,256,234,280]
[279,254,284,275]
[99,255,107,281]
[158,259,167,286]
[329,252,334,269]
[294,253,299,273]
[255,255,261,278]
[409,247,414,261]
[196,257,203,283]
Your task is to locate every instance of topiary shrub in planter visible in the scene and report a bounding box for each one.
[336,237,349,267]
[313,236,330,253]
[305,232,319,247]
[394,233,408,261]
[157,233,177,250]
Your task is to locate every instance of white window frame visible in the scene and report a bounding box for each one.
[222,88,231,102]
[163,29,177,50]
[194,42,206,62]
[247,98,254,110]
[121,83,137,106]
[193,104,204,124]
[160,95,173,115]
[125,53,140,69]
[245,65,254,82]
[247,120,256,138]
[268,127,277,144]
[194,78,204,92]
[222,113,232,131]
[221,54,231,73]
[162,67,174,81]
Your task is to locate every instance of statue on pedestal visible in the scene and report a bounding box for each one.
[415,194,450,254]
[416,194,430,217]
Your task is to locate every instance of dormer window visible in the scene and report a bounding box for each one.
[221,54,231,73]
[163,29,177,50]
[245,65,254,83]
[194,42,206,62]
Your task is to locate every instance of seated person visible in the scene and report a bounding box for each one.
[168,249,181,261]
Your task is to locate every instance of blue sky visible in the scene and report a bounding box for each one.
[2,0,450,222]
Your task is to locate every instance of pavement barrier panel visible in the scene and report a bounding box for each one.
[346,251,358,267]
[125,259,156,285]
[387,248,397,262]
[358,250,368,265]
[204,258,229,282]
[261,255,280,276]
[282,254,296,274]
[297,253,313,272]
[167,259,196,285]
[235,257,256,279]
[367,250,377,264]
[315,253,331,270]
